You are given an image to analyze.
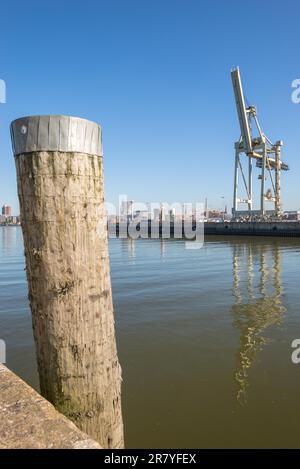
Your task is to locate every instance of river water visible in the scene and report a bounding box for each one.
[1,226,300,448]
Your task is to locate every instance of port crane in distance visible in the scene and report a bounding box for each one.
[231,66,289,219]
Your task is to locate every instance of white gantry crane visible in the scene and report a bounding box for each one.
[231,67,289,219]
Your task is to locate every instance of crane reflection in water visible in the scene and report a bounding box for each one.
[231,240,286,405]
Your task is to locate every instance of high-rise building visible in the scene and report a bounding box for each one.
[160,203,165,222]
[120,200,134,221]
[153,208,160,221]
[2,205,12,217]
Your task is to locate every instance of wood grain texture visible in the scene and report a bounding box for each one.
[15,151,124,448]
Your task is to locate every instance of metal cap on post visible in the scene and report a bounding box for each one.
[11,115,124,449]
[10,115,102,157]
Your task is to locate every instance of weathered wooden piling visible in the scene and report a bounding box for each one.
[10,115,124,448]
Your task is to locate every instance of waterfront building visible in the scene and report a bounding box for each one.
[283,211,300,221]
[1,205,12,217]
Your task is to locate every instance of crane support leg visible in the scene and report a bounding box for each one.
[248,156,252,212]
[233,149,239,216]
[260,145,267,215]
[275,144,281,216]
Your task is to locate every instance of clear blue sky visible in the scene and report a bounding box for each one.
[1,0,300,214]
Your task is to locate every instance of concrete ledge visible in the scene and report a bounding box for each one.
[0,364,101,449]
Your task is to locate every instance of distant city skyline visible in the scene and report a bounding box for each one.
[0,203,20,225]
[1,0,300,214]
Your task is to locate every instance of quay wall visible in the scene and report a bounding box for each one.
[111,221,300,238]
[204,221,300,237]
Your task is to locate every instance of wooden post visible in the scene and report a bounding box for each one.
[10,115,124,449]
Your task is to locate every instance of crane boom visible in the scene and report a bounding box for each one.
[231,67,252,153]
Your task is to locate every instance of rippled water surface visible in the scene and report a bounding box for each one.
[1,226,300,448]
